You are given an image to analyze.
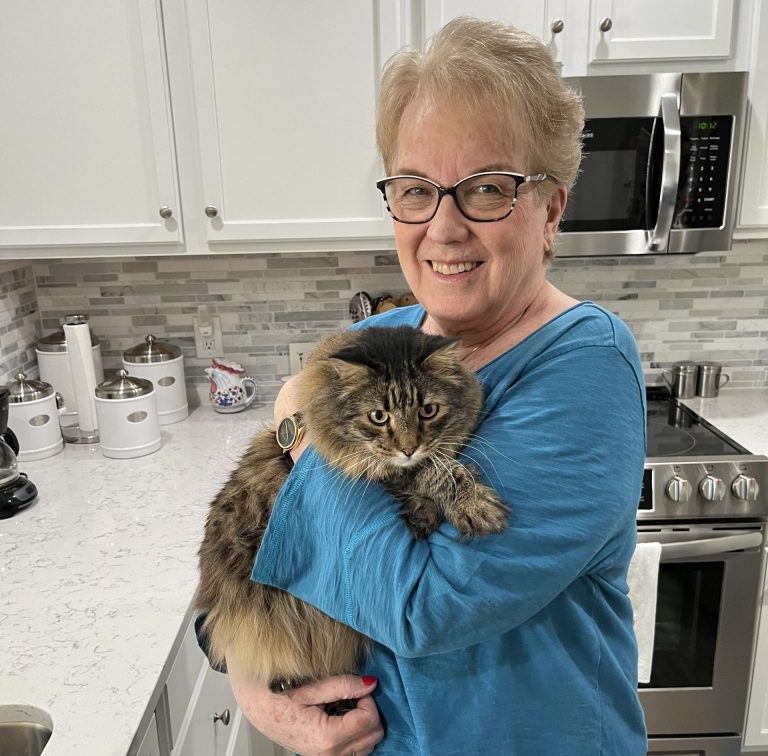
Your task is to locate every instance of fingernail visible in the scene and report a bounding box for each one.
[361,675,377,686]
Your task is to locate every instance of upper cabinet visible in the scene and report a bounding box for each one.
[736,1,768,236]
[0,0,181,249]
[423,0,744,76]
[1,0,763,256]
[175,0,399,246]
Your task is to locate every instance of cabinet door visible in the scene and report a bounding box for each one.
[744,545,768,747]
[136,713,162,756]
[422,1,569,65]
[588,0,735,64]
[0,0,181,248]
[185,0,405,243]
[738,0,768,233]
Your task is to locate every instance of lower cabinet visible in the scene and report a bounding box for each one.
[156,616,291,756]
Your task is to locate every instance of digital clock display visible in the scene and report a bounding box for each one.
[698,120,718,131]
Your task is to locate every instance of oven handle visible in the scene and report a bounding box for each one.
[659,531,763,560]
[647,91,681,252]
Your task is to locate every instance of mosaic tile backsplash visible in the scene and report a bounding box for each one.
[1,240,767,400]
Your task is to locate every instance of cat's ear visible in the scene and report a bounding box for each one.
[328,357,372,383]
[421,337,461,372]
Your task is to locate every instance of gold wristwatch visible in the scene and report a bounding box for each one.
[276,412,305,460]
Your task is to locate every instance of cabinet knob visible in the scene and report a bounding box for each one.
[213,708,231,726]
[158,206,173,219]
[550,19,564,34]
[205,205,219,218]
[599,17,613,32]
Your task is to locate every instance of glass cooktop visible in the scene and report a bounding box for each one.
[646,386,749,458]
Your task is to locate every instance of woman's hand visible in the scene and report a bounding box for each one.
[227,666,384,756]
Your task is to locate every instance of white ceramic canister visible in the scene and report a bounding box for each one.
[36,323,104,424]
[7,373,64,462]
[94,370,161,459]
[122,335,188,425]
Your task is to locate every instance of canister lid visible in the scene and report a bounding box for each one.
[123,334,182,363]
[7,372,55,402]
[95,369,154,399]
[37,319,99,353]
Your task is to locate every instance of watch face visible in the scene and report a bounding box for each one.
[277,416,298,451]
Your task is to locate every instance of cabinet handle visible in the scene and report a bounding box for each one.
[599,17,613,32]
[159,206,173,219]
[550,19,564,34]
[204,205,219,218]
[213,708,231,726]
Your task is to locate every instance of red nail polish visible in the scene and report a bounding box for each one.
[361,675,377,686]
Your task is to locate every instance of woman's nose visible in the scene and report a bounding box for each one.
[426,195,471,244]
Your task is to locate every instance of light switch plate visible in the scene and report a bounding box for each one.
[288,342,319,374]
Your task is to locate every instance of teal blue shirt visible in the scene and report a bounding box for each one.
[252,302,648,754]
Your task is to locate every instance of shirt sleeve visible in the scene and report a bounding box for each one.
[252,340,646,659]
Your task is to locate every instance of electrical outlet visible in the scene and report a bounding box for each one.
[193,314,224,358]
[289,342,319,374]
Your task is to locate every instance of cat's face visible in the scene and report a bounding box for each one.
[301,326,484,481]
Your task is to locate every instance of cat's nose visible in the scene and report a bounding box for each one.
[401,447,416,457]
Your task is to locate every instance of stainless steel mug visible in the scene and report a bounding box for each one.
[696,362,730,398]
[662,361,699,399]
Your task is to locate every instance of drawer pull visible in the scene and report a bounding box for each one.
[213,708,231,726]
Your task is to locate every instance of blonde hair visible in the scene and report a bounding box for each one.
[376,16,585,192]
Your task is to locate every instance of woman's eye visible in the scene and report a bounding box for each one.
[419,403,439,419]
[368,409,389,425]
[475,183,502,195]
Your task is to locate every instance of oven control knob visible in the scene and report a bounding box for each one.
[732,474,760,501]
[699,475,726,501]
[665,475,692,503]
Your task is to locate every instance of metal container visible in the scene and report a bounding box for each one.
[94,370,161,459]
[662,361,699,400]
[696,362,731,398]
[36,320,104,423]
[6,373,64,461]
[122,335,188,425]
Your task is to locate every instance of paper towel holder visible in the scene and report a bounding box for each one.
[61,313,100,445]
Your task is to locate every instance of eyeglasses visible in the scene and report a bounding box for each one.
[376,171,548,224]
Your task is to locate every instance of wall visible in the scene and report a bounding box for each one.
[1,239,767,398]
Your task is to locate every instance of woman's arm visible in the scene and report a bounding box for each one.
[255,342,645,658]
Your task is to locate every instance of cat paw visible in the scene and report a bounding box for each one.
[402,508,441,539]
[450,487,509,537]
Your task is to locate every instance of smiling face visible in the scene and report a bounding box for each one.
[392,96,566,339]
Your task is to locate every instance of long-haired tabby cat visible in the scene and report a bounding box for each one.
[197,325,508,699]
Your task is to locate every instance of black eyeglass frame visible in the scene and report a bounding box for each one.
[375,171,548,224]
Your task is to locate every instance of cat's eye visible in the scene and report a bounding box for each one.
[368,409,389,425]
[419,403,439,419]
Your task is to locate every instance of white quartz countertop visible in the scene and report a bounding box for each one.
[2,388,767,755]
[681,388,768,456]
[0,401,273,756]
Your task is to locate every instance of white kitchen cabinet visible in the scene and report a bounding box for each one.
[0,0,181,250]
[736,0,768,236]
[136,713,163,756]
[171,0,406,246]
[423,0,745,76]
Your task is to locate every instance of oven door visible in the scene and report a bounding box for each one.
[637,523,765,737]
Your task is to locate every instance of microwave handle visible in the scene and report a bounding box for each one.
[660,531,762,561]
[648,92,681,252]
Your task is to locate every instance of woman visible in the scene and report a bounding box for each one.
[227,17,647,755]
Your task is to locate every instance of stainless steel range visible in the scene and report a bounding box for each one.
[640,387,768,756]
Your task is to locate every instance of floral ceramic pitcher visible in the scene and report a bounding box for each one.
[204,359,258,413]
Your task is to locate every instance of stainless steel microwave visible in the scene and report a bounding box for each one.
[557,72,748,257]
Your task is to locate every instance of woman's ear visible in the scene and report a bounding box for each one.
[543,184,567,252]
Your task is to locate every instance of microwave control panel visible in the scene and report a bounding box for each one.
[674,115,734,229]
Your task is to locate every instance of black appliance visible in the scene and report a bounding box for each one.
[640,386,767,756]
[0,385,38,519]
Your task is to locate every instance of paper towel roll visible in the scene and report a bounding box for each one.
[63,317,99,434]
